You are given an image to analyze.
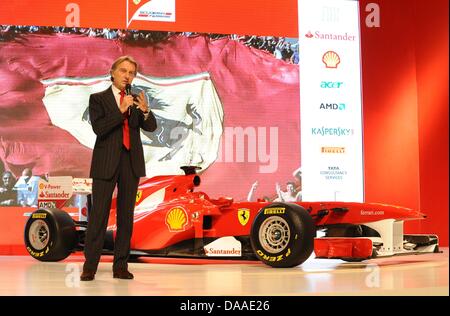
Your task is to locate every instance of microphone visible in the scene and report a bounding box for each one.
[125,83,132,96]
[125,84,132,115]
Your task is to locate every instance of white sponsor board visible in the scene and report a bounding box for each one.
[203,236,242,257]
[127,0,176,26]
[38,176,73,201]
[72,178,92,194]
[298,0,364,202]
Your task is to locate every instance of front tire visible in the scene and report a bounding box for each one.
[250,203,315,268]
[24,208,78,261]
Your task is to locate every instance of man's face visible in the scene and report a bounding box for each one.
[22,169,31,182]
[3,174,11,187]
[287,184,295,193]
[111,60,136,91]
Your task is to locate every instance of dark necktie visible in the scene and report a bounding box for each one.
[120,90,130,150]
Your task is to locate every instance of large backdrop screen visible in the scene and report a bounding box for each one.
[0,0,362,208]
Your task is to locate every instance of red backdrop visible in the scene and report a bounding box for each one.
[360,0,449,246]
[0,0,448,250]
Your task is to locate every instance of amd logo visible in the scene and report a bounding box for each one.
[320,103,346,110]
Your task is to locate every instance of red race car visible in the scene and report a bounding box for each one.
[24,166,440,267]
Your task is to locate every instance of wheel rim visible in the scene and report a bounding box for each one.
[259,216,290,253]
[28,219,50,250]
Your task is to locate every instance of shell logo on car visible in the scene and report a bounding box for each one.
[165,207,188,232]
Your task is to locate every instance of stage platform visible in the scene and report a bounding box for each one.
[0,248,447,296]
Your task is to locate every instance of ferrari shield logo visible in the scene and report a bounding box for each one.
[136,190,143,203]
[238,208,250,226]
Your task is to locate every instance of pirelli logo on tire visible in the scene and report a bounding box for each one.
[32,213,47,219]
[263,207,285,215]
[256,248,291,261]
[27,246,49,258]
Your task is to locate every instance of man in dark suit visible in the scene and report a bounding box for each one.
[81,56,157,281]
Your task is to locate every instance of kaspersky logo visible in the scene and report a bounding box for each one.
[311,127,354,136]
[322,51,340,69]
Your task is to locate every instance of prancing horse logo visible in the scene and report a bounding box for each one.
[238,208,250,226]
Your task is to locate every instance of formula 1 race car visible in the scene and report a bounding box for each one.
[24,166,440,268]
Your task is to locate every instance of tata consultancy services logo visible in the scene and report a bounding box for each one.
[322,51,340,68]
[320,166,348,181]
[127,0,176,27]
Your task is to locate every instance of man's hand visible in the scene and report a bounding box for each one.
[275,182,281,192]
[120,95,134,114]
[134,91,149,113]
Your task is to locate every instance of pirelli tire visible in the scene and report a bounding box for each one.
[250,203,315,268]
[24,208,78,262]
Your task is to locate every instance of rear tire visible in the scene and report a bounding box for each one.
[250,203,315,268]
[24,208,78,261]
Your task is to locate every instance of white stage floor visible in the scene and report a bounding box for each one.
[0,248,448,296]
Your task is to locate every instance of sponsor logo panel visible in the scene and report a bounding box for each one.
[38,177,73,200]
[203,237,242,257]
[72,178,92,194]
[204,247,242,256]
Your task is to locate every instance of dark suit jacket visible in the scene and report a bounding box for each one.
[89,86,157,180]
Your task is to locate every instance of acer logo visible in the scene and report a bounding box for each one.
[321,81,343,88]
